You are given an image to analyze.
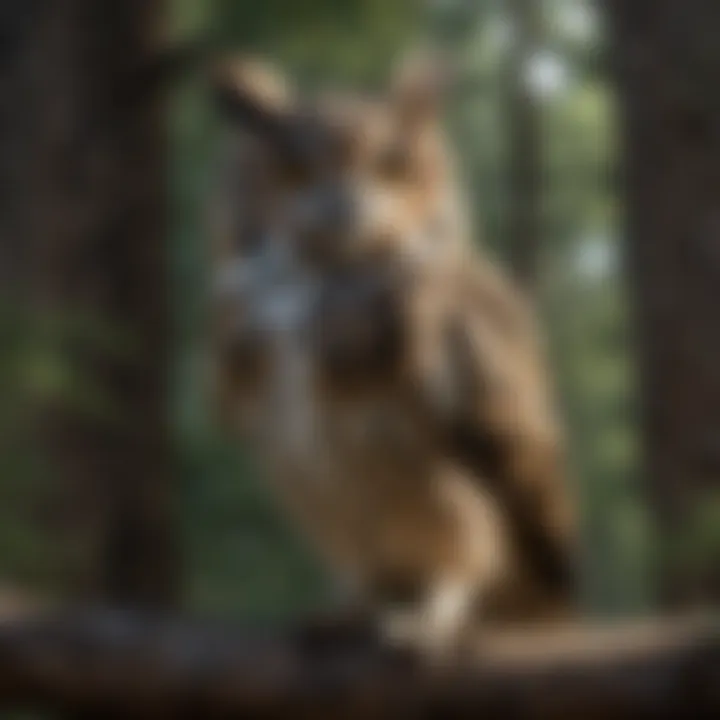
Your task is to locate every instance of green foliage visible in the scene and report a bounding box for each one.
[178,430,326,617]
[0,302,148,591]
[664,494,720,584]
[213,0,422,87]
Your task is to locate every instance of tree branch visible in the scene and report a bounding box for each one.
[0,609,717,717]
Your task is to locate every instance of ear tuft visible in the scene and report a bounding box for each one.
[210,54,292,112]
[209,54,296,145]
[390,48,454,125]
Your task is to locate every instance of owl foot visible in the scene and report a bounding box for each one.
[378,579,477,670]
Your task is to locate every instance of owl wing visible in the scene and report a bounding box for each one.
[417,257,579,602]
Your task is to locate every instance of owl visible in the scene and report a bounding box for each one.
[204,52,579,662]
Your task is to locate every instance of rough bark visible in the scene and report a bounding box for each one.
[0,610,716,718]
[605,0,720,608]
[0,0,178,607]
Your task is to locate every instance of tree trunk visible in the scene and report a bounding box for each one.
[506,0,543,296]
[606,0,720,608]
[0,1,178,608]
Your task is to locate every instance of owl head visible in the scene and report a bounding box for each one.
[208,50,469,273]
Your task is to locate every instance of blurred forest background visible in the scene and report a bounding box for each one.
[0,0,718,625]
